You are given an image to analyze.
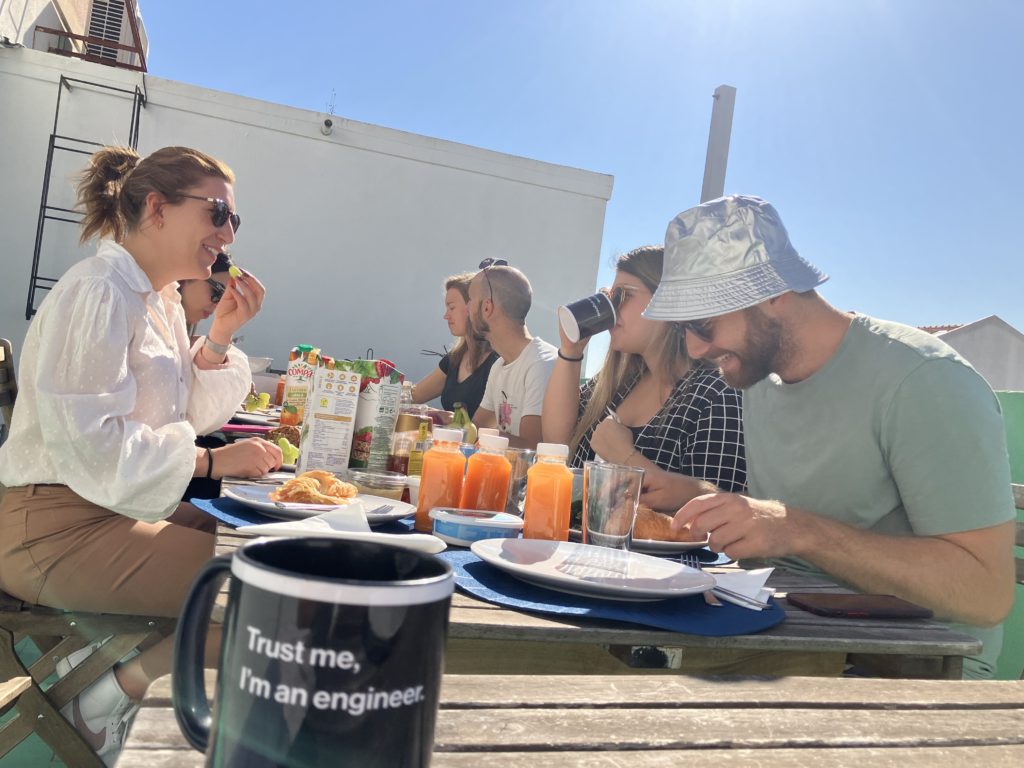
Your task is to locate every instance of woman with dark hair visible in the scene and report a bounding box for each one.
[412,271,499,417]
[179,249,234,337]
[0,145,279,764]
[542,245,746,511]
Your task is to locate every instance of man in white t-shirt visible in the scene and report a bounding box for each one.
[469,261,557,448]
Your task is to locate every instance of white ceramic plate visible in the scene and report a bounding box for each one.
[223,485,414,525]
[236,523,445,554]
[470,538,714,602]
[629,536,711,555]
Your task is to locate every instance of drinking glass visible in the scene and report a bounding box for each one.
[582,461,645,550]
[504,448,536,516]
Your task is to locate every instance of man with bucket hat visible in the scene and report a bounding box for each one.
[646,195,1016,679]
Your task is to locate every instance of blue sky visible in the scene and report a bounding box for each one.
[143,0,1023,369]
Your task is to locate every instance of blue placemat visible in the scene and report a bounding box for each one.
[189,496,414,534]
[438,549,785,637]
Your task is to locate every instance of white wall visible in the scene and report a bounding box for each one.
[940,317,1024,392]
[0,47,612,386]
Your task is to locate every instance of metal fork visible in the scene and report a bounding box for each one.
[366,504,394,516]
[681,552,722,607]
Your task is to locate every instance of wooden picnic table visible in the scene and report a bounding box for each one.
[213,519,982,679]
[117,672,1024,766]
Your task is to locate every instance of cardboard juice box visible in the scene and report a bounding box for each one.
[346,359,405,471]
[296,358,362,474]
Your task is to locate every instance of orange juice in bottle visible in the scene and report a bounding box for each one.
[459,433,511,512]
[415,428,467,532]
[522,443,573,540]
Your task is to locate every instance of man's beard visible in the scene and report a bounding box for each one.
[715,307,788,389]
[470,307,490,342]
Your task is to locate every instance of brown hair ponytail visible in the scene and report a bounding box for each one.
[76,146,141,243]
[75,145,235,244]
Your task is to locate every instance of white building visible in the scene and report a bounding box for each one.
[0,33,612,384]
[925,315,1024,391]
[0,0,147,69]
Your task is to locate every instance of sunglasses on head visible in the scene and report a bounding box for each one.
[180,194,241,233]
[678,318,715,343]
[477,259,509,301]
[206,278,226,304]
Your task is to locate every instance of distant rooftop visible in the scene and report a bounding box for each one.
[919,324,963,335]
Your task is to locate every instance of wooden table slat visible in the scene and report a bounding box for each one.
[117,675,1024,768]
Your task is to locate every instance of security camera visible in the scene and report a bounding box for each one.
[320,118,334,136]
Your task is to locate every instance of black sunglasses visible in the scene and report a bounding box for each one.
[180,194,241,233]
[478,259,509,301]
[206,278,226,304]
[678,319,715,343]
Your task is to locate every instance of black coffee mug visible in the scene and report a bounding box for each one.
[173,537,454,767]
[558,291,617,343]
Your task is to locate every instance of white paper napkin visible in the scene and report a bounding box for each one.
[710,567,776,610]
[236,501,446,554]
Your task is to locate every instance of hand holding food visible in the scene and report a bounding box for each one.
[212,437,282,478]
[633,504,705,542]
[210,264,267,339]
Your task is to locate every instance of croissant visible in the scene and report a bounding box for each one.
[632,505,702,542]
[270,471,358,505]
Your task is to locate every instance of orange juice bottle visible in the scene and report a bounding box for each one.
[415,428,467,532]
[522,443,573,540]
[459,433,511,512]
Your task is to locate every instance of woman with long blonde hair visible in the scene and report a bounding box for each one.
[542,245,746,511]
[412,272,499,417]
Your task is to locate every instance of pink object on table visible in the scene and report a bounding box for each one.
[219,423,274,434]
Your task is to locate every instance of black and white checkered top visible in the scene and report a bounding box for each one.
[571,365,746,492]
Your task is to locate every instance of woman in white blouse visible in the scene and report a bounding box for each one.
[0,145,279,764]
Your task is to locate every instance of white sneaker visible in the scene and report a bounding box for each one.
[57,642,141,766]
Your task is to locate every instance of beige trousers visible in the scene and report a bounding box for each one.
[0,484,214,619]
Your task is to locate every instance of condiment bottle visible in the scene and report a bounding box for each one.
[407,420,432,476]
[387,413,423,475]
[415,427,466,532]
[459,433,511,512]
[451,402,478,445]
[522,443,573,540]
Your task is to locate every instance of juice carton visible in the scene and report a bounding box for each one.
[347,359,405,471]
[279,345,321,426]
[296,357,362,474]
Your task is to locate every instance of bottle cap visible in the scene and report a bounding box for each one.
[535,442,569,458]
[478,428,500,439]
[433,427,464,444]
[478,433,509,452]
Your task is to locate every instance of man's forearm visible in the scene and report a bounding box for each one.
[791,510,1015,627]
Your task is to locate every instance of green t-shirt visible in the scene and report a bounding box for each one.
[744,314,1015,678]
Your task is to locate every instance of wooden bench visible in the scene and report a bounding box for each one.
[0,590,174,766]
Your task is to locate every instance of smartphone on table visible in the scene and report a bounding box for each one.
[786,593,933,619]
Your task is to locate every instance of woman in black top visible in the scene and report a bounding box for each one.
[412,272,498,417]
